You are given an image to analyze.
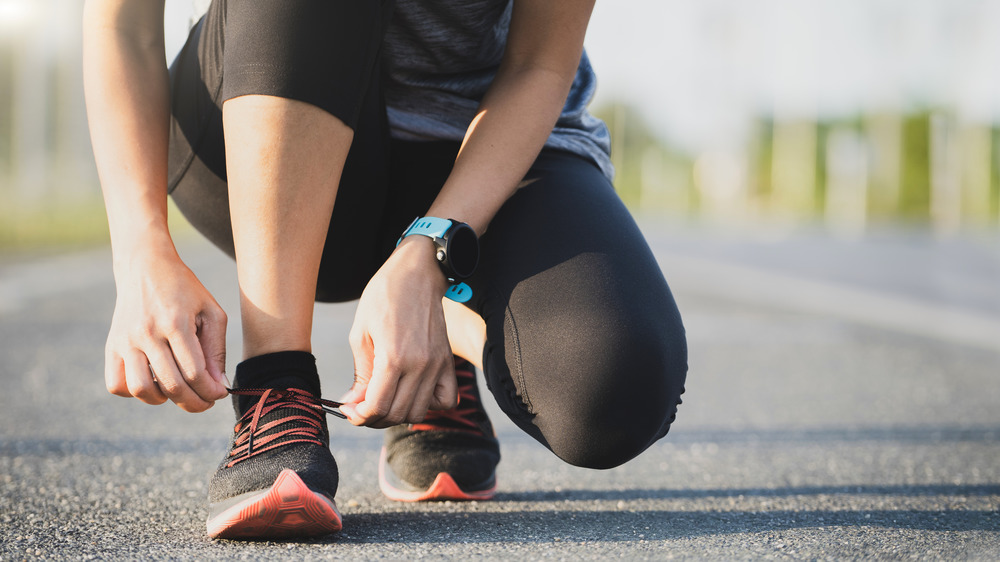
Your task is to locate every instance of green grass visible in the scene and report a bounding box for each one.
[0,196,196,252]
[0,198,110,250]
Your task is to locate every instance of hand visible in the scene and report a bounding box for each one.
[105,244,229,412]
[340,237,458,428]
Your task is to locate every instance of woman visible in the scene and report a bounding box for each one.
[83,0,687,540]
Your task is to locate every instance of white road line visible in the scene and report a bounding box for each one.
[656,251,1000,353]
[4,246,999,353]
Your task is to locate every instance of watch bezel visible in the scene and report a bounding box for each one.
[440,221,479,280]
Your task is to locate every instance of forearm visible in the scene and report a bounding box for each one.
[427,66,574,235]
[82,1,175,272]
[427,0,595,235]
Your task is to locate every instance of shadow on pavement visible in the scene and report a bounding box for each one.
[666,426,1000,444]
[331,508,999,544]
[494,483,1000,502]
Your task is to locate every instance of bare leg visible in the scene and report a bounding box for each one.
[443,298,487,370]
[223,95,353,359]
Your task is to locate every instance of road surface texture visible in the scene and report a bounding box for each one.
[2,220,998,559]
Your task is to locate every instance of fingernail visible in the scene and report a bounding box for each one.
[222,373,232,389]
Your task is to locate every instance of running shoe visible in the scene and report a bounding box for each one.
[379,356,500,501]
[206,387,344,539]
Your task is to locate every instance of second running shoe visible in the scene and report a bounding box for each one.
[379,356,501,501]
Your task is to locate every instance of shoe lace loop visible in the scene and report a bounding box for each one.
[224,387,345,468]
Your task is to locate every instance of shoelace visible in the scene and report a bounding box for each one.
[411,365,484,436]
[224,388,345,468]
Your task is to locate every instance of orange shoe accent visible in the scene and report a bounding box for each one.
[378,447,496,502]
[207,469,342,539]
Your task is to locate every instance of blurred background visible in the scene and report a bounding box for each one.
[1,0,999,248]
[3,3,999,557]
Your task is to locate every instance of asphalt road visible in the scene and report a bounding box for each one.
[1,221,998,560]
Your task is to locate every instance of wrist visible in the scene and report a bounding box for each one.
[397,217,479,278]
[111,228,179,281]
[393,236,451,294]
[396,216,478,303]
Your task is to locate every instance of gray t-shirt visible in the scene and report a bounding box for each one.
[383,0,613,180]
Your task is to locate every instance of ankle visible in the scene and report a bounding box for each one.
[241,336,312,361]
[233,351,321,415]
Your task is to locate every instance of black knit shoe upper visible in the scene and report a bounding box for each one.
[208,354,341,506]
[382,357,500,492]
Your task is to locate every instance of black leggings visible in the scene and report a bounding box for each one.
[167,0,687,469]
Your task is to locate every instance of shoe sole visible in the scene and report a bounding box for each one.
[378,446,496,502]
[206,469,342,539]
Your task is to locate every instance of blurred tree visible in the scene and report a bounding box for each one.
[593,102,693,213]
[900,111,932,220]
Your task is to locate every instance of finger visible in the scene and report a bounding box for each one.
[105,347,130,397]
[197,307,228,387]
[338,403,362,425]
[168,326,226,403]
[371,370,425,429]
[123,349,167,405]
[338,367,371,421]
[403,353,452,422]
[405,373,437,424]
[351,354,400,426]
[145,342,212,412]
[428,360,458,411]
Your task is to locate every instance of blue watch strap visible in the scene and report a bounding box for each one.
[445,282,473,303]
[397,216,473,303]
[397,216,452,246]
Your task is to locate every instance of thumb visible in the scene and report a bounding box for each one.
[338,377,374,426]
[339,380,368,405]
[197,308,228,391]
[340,353,372,405]
[345,327,375,403]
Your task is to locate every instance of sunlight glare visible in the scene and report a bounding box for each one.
[0,0,37,32]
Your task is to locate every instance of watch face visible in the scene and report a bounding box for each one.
[447,224,479,279]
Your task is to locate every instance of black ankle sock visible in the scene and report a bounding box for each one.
[232,351,321,416]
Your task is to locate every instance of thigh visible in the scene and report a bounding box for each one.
[167,1,231,253]
[471,151,688,469]
[166,0,396,301]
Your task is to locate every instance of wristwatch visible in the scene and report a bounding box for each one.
[397,216,479,303]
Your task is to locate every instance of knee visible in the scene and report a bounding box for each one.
[533,330,687,470]
[546,412,673,470]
